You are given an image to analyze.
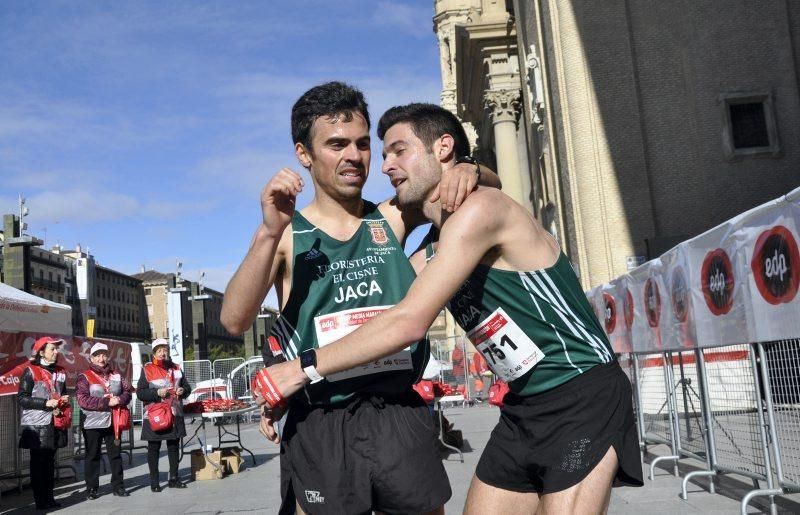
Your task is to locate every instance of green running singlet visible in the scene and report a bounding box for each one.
[270,201,428,405]
[430,239,614,396]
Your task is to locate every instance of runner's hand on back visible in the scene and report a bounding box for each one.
[261,168,304,238]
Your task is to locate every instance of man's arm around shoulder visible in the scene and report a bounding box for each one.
[378,162,502,246]
[268,190,507,396]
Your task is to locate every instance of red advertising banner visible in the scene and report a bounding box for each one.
[0,332,132,396]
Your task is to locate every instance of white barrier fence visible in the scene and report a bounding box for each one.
[592,187,800,514]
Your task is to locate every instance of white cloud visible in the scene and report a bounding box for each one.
[191,148,301,196]
[0,188,212,227]
[0,88,203,155]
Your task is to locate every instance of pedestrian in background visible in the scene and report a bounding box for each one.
[76,342,132,499]
[137,338,191,492]
[18,336,70,510]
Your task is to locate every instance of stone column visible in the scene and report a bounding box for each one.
[484,88,525,206]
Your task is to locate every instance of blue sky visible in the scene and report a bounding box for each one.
[0,0,441,308]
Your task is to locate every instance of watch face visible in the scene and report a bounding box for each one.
[457,156,477,165]
[300,350,316,369]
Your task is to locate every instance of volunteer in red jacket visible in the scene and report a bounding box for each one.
[17,336,70,510]
[137,338,192,492]
[76,342,132,499]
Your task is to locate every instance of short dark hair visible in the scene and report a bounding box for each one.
[377,103,470,158]
[291,81,370,150]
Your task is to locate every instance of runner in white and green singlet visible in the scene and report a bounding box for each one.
[428,236,614,396]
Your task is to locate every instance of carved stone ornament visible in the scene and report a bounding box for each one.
[484,89,522,124]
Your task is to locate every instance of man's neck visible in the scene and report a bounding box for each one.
[306,193,364,219]
[423,160,456,228]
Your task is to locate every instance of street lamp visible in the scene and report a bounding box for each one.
[188,272,211,361]
[18,194,29,234]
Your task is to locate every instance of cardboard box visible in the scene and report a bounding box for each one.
[190,449,226,481]
[220,447,244,474]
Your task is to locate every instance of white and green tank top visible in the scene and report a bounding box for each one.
[429,237,614,396]
[270,201,428,405]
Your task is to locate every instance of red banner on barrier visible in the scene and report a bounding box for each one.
[0,332,132,396]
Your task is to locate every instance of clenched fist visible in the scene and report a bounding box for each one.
[261,168,304,238]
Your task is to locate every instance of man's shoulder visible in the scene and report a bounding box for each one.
[447,188,509,226]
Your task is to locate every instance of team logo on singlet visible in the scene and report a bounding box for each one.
[367,222,389,246]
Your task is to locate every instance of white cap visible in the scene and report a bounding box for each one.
[90,342,109,355]
[151,338,169,351]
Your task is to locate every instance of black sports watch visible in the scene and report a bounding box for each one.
[455,155,481,183]
[300,349,323,384]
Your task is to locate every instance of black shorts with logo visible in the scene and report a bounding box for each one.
[476,361,644,494]
[279,391,451,514]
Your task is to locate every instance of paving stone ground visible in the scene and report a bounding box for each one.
[2,404,799,513]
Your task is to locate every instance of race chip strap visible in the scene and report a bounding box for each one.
[251,368,286,409]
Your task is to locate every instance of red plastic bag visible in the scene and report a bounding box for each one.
[54,404,72,430]
[147,401,174,431]
[413,380,435,403]
[488,381,510,408]
[112,406,131,438]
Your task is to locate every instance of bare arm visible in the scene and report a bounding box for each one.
[380,162,501,245]
[264,191,507,396]
[221,225,287,335]
[221,169,303,335]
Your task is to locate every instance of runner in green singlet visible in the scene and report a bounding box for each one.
[221,84,500,515]
[261,103,643,514]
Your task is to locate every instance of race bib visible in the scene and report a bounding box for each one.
[466,307,545,383]
[314,305,412,382]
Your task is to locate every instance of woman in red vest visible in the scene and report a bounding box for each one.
[17,336,70,510]
[137,338,192,491]
[76,342,132,499]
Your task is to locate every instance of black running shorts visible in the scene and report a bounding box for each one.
[475,361,644,494]
[279,391,452,514]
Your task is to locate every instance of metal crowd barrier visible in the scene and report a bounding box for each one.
[635,352,680,478]
[430,335,486,404]
[626,340,800,514]
[212,357,245,398]
[182,359,213,393]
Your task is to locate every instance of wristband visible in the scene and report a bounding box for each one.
[251,369,286,409]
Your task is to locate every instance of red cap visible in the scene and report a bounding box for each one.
[31,336,65,357]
